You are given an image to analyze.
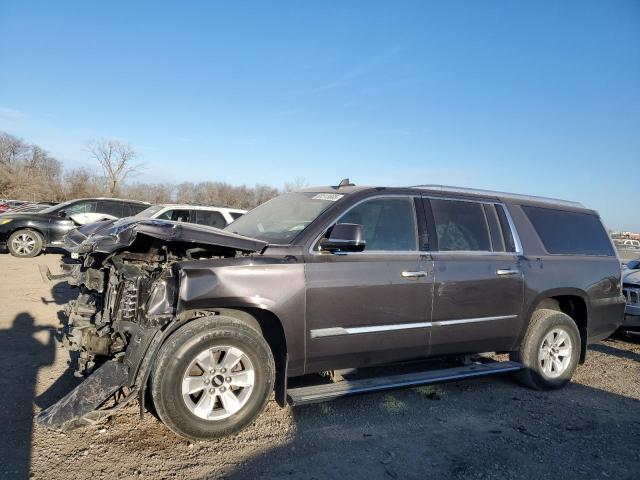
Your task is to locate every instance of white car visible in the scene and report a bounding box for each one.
[134,204,246,228]
[619,239,640,249]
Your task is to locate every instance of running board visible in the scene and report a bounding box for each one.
[287,361,523,406]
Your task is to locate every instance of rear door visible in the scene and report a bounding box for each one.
[304,195,434,372]
[425,197,524,356]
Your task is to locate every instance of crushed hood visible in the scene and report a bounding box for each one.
[67,218,268,255]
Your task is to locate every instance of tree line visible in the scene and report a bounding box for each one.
[0,131,305,209]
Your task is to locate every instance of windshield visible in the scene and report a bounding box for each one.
[134,205,165,218]
[40,199,77,214]
[225,192,343,243]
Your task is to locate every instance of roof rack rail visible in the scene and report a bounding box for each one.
[412,185,585,208]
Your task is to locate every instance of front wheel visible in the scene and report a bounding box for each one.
[510,309,580,390]
[7,229,44,257]
[151,316,275,440]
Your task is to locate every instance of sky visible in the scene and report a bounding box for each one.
[1,1,639,230]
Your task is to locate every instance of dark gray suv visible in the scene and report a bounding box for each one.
[38,183,625,440]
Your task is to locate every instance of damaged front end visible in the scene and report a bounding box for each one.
[37,219,267,431]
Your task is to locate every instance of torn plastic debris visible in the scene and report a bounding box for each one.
[36,361,130,431]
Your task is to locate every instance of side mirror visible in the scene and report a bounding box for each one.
[319,223,366,253]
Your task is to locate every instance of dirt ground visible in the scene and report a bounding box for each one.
[0,253,639,480]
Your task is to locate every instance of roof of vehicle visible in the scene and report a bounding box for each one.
[298,183,590,212]
[92,197,151,204]
[150,204,246,212]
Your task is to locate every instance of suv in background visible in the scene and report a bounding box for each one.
[0,197,149,257]
[38,183,625,440]
[62,204,246,253]
[135,204,245,227]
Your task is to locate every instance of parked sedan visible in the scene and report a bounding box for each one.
[0,197,149,257]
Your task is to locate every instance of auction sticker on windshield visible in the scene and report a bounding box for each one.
[312,193,344,201]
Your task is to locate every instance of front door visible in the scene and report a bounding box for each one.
[425,197,524,356]
[304,195,434,373]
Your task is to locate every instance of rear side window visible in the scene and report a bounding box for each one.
[195,210,227,228]
[522,206,614,256]
[127,203,148,215]
[157,209,191,222]
[99,201,124,217]
[430,199,491,251]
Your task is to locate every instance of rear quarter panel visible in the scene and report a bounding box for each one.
[507,202,625,344]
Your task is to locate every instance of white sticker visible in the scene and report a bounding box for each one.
[312,193,344,202]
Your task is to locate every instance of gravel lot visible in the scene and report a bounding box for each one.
[1,253,639,480]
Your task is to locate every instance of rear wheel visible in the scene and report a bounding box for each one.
[8,229,44,257]
[151,316,275,440]
[510,308,580,390]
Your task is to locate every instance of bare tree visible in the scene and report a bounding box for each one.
[86,139,143,196]
[283,176,309,192]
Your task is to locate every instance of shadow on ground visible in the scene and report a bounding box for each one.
[0,277,80,479]
[224,372,640,479]
[0,313,55,479]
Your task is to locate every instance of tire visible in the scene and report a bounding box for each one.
[7,229,44,257]
[510,308,580,390]
[151,316,275,440]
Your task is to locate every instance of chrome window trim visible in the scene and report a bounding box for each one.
[310,315,518,338]
[309,192,524,256]
[308,194,422,256]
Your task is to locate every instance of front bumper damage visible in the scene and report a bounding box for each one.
[37,361,129,431]
[36,219,267,432]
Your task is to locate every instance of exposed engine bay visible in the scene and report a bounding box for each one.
[37,218,267,431]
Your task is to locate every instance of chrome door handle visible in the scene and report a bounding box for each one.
[401,270,427,279]
[496,269,520,276]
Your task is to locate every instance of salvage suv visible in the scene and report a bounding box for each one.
[38,182,625,440]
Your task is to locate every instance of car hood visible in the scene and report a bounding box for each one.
[0,212,55,221]
[68,217,268,255]
[63,219,118,250]
[623,269,640,286]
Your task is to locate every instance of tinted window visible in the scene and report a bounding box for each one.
[522,206,614,256]
[496,205,517,252]
[430,199,491,251]
[99,201,123,217]
[127,203,148,215]
[229,212,244,220]
[483,204,506,252]
[157,209,190,222]
[195,210,226,228]
[340,197,418,251]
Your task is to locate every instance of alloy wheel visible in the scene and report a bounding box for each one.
[181,345,255,420]
[538,327,572,378]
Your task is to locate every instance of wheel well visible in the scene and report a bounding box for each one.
[207,308,288,406]
[535,295,588,363]
[8,226,45,242]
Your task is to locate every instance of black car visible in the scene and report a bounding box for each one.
[0,197,149,257]
[38,183,624,440]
